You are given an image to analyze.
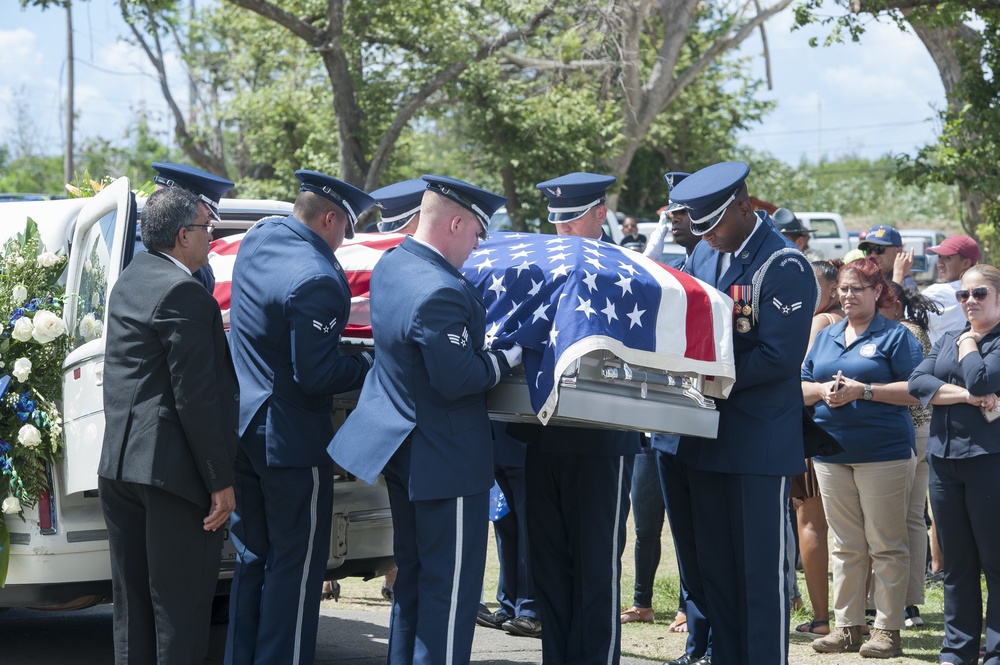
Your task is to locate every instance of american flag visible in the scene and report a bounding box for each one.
[459,233,734,422]
[209,230,735,423]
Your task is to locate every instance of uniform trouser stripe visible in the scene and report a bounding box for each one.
[606,456,625,665]
[446,496,464,665]
[292,467,320,665]
[776,475,788,665]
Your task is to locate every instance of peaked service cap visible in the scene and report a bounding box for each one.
[422,175,507,232]
[668,161,751,236]
[663,171,691,213]
[536,172,616,223]
[152,162,234,221]
[370,178,426,233]
[295,170,376,240]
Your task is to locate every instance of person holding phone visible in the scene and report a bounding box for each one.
[909,264,1000,665]
[801,257,922,658]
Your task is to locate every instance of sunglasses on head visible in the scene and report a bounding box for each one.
[956,287,990,302]
[864,245,888,256]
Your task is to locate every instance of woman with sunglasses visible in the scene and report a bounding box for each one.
[909,264,1000,665]
[802,257,922,658]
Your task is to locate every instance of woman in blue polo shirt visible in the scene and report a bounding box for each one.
[801,257,922,659]
[909,264,1000,665]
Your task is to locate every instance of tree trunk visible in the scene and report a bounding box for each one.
[905,13,986,234]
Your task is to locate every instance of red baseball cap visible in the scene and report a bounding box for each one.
[928,234,980,264]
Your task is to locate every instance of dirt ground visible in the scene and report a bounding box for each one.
[323,513,945,663]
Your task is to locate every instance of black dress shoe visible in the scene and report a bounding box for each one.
[663,654,710,665]
[502,615,542,638]
[476,607,511,629]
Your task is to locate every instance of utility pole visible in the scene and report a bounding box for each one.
[64,0,74,186]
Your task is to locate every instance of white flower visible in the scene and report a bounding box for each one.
[79,312,103,341]
[14,255,25,266]
[12,284,28,302]
[2,496,21,515]
[31,310,67,344]
[36,252,62,268]
[18,423,42,449]
[12,357,32,382]
[12,316,34,342]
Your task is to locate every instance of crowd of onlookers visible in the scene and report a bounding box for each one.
[615,212,998,665]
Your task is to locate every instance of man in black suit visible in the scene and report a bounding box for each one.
[99,186,239,665]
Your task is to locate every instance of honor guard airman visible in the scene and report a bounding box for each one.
[226,170,376,665]
[666,162,815,665]
[371,177,426,234]
[150,162,234,293]
[328,175,521,665]
[506,172,642,665]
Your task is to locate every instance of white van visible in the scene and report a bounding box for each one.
[0,178,394,612]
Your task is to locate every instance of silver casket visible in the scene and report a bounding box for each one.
[334,232,735,439]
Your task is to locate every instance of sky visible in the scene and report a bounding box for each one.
[0,2,948,168]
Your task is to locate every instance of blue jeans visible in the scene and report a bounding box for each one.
[630,445,665,608]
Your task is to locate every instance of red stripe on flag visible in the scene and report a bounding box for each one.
[663,265,717,363]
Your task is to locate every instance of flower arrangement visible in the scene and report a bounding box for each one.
[0,219,69,517]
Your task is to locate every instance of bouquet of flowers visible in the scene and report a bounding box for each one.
[0,219,69,517]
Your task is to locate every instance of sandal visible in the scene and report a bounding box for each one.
[668,610,688,633]
[794,618,829,638]
[620,606,654,624]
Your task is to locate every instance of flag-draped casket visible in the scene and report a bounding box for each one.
[209,231,735,438]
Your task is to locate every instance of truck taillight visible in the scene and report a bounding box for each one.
[38,467,56,534]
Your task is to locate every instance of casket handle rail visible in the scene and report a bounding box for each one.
[601,363,716,410]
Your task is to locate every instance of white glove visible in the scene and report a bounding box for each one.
[498,344,523,368]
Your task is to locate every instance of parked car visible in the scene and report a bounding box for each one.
[0,181,395,612]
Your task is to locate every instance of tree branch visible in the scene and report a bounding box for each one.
[225,0,325,46]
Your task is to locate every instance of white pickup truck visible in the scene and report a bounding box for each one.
[0,178,395,612]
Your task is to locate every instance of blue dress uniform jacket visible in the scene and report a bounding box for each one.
[225,214,371,665]
[679,213,813,476]
[329,236,510,500]
[230,215,370,466]
[329,236,513,665]
[674,213,815,665]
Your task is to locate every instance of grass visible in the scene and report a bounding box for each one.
[324,512,955,663]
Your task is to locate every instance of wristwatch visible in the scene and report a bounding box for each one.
[862,384,873,401]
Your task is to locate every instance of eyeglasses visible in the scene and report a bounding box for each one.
[864,245,888,255]
[837,285,873,297]
[956,287,990,302]
[186,223,216,234]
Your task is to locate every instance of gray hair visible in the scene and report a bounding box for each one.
[141,187,201,251]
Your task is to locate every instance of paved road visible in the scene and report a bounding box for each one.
[0,604,661,664]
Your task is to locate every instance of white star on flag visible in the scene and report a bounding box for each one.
[514,261,532,277]
[584,256,605,270]
[551,264,570,278]
[510,243,532,250]
[528,279,543,296]
[575,296,596,319]
[475,256,496,273]
[582,271,599,293]
[615,274,633,296]
[583,246,604,257]
[488,274,505,299]
[511,250,530,259]
[627,303,646,329]
[532,303,551,323]
[618,261,638,276]
[548,326,559,346]
[548,252,569,263]
[472,248,494,257]
[601,298,618,323]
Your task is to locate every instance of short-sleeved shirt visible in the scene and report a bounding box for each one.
[802,312,923,464]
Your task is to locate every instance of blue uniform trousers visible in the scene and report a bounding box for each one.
[383,444,489,665]
[929,453,1000,665]
[655,450,711,659]
[225,422,333,665]
[630,445,664,610]
[525,446,632,665]
[687,469,790,665]
[493,463,538,620]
